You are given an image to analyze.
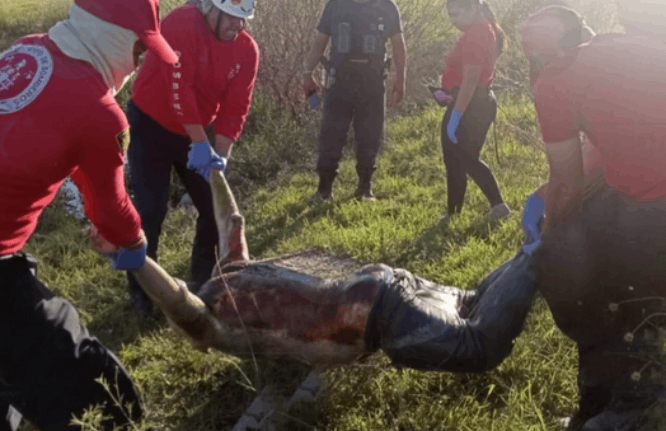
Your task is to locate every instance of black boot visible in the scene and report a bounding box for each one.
[355,176,375,201]
[311,173,335,201]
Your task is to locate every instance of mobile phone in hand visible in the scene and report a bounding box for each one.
[429,86,453,107]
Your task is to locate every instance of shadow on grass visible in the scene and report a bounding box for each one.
[392,209,508,270]
[171,358,317,431]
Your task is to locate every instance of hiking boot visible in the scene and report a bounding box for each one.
[309,189,332,203]
[355,179,376,202]
[489,203,511,222]
[310,174,334,202]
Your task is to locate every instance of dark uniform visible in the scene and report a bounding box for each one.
[315,0,402,197]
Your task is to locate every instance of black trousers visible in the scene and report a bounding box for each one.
[0,254,143,431]
[440,87,503,214]
[536,185,666,427]
[126,100,219,291]
[317,66,385,183]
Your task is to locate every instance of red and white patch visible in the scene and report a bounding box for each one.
[0,44,53,115]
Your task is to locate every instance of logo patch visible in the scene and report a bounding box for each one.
[116,128,130,154]
[0,44,53,115]
[228,63,241,80]
[231,0,242,4]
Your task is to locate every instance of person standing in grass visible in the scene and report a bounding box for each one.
[521,5,666,430]
[0,0,179,429]
[125,0,259,318]
[302,0,407,202]
[439,0,510,221]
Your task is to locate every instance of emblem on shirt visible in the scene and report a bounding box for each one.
[228,63,241,80]
[116,128,130,154]
[0,44,53,115]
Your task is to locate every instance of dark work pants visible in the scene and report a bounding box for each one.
[440,87,503,214]
[536,185,666,427]
[317,66,385,183]
[0,254,143,431]
[126,101,219,292]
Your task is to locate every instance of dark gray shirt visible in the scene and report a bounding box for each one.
[317,0,402,62]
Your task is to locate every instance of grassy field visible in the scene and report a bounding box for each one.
[3,0,585,430]
[26,99,580,431]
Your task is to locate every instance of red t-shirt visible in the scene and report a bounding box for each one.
[441,21,497,91]
[0,35,141,254]
[535,35,666,201]
[131,4,260,141]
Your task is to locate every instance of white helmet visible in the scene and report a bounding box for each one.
[211,0,255,20]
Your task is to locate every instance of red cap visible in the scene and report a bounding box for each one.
[75,0,179,65]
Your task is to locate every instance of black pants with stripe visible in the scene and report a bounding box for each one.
[0,254,143,431]
[317,65,385,184]
[440,87,504,214]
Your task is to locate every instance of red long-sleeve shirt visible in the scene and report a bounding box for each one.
[0,35,141,254]
[131,4,260,142]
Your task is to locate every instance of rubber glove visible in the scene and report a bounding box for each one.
[109,243,148,270]
[447,110,463,144]
[187,141,227,181]
[195,155,227,182]
[85,225,148,270]
[521,193,546,255]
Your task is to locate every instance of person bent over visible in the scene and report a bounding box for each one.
[125,0,259,317]
[521,5,666,430]
[0,0,179,429]
[303,0,407,201]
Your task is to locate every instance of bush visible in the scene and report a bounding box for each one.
[249,0,621,111]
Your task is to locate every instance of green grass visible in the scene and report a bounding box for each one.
[4,0,581,429]
[24,97,581,431]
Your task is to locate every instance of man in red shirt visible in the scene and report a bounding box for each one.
[521,5,666,430]
[126,0,259,317]
[0,0,178,429]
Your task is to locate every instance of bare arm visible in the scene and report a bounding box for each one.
[543,137,585,232]
[452,64,481,113]
[389,32,407,106]
[184,124,209,143]
[302,33,330,94]
[214,134,234,158]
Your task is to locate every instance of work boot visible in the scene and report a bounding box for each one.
[355,178,376,202]
[310,174,334,202]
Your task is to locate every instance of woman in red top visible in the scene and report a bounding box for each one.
[439,0,510,220]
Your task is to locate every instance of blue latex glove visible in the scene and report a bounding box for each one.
[521,193,546,255]
[446,109,463,144]
[187,141,227,181]
[521,223,542,256]
[195,155,227,182]
[108,242,148,270]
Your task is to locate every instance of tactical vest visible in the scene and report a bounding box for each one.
[326,0,395,74]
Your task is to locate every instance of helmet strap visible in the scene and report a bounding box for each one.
[214,10,225,40]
